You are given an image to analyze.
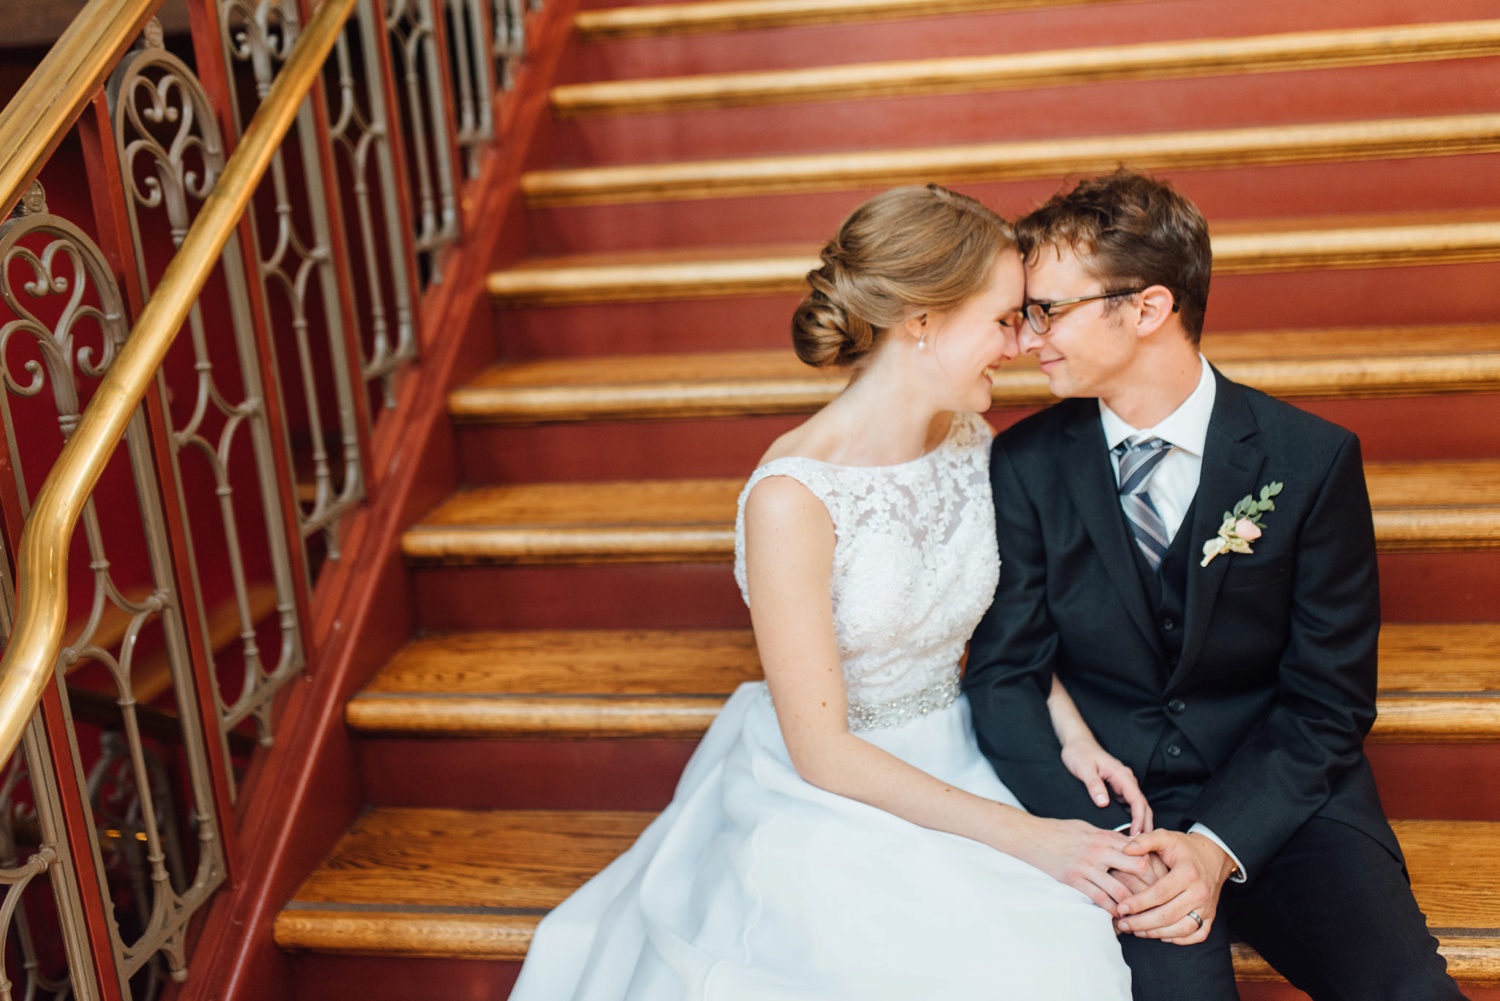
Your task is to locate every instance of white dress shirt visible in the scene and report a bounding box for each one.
[1097,356,1247,881]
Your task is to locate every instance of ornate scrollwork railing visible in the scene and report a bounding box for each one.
[0,0,536,988]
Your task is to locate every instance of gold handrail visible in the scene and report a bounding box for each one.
[0,0,160,217]
[0,0,358,766]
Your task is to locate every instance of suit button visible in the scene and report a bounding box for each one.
[1161,617,1177,632]
[1167,698,1187,716]
[1166,744,1183,758]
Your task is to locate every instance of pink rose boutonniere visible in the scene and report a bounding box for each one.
[1201,481,1284,567]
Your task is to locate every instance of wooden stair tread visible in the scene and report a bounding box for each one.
[345,626,1500,741]
[550,20,1500,118]
[401,461,1500,565]
[275,811,1500,981]
[523,113,1500,206]
[573,0,1125,42]
[486,212,1500,306]
[449,325,1500,425]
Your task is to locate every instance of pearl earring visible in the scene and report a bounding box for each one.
[917,315,928,350]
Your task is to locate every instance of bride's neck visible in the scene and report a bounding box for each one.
[818,350,949,465]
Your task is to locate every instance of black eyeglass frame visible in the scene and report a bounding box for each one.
[1020,288,1147,336]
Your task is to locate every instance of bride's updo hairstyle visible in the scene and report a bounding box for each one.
[793,184,1013,368]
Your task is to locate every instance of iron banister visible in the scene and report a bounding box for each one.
[0,0,160,219]
[0,0,358,767]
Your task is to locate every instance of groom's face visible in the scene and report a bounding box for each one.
[1021,245,1139,401]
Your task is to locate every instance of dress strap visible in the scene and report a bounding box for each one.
[733,458,844,606]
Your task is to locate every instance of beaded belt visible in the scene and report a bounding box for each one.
[764,672,962,732]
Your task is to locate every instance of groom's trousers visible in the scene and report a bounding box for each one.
[1119,808,1464,1001]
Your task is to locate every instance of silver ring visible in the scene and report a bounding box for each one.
[1187,910,1204,930]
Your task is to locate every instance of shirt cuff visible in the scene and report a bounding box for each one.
[1188,823,1247,883]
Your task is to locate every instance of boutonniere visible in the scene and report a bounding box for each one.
[1201,482,1283,567]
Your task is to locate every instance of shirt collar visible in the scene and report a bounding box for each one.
[1099,354,1215,456]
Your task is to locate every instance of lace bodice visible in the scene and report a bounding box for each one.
[734,411,1000,731]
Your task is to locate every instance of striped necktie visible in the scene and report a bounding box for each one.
[1112,437,1175,571]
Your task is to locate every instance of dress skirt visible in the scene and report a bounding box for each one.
[510,682,1132,1000]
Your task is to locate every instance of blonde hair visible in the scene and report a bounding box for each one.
[792,185,1014,367]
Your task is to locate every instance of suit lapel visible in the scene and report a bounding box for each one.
[1059,404,1168,659]
[1169,372,1266,689]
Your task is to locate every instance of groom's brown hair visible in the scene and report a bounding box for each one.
[1016,169,1211,344]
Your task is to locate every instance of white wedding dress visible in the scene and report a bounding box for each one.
[509,411,1131,1000]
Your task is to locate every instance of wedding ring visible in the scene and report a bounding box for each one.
[1187,910,1204,930]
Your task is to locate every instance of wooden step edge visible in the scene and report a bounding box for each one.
[344,689,1500,742]
[1376,509,1500,553]
[449,352,1500,426]
[486,253,812,307]
[274,900,1500,980]
[400,525,735,566]
[346,693,725,738]
[1374,695,1500,743]
[487,220,1500,307]
[550,20,1500,118]
[523,113,1500,207]
[1232,937,1500,984]
[400,506,1499,565]
[274,905,540,960]
[573,0,1123,42]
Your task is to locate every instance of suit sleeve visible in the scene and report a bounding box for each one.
[964,437,1132,828]
[1183,433,1381,876]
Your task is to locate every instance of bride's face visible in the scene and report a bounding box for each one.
[921,248,1025,413]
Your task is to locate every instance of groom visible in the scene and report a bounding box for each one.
[963,170,1462,999]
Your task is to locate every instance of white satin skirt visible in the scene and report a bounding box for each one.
[509,683,1131,1000]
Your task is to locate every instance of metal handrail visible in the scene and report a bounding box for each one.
[0,0,358,767]
[0,0,159,218]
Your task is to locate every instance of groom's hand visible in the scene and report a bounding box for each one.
[1112,831,1237,945]
[1108,851,1168,895]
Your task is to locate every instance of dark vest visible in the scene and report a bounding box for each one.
[1120,498,1212,790]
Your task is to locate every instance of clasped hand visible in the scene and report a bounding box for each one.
[1056,741,1235,944]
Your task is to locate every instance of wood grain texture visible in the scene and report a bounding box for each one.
[448,325,1500,425]
[550,20,1500,117]
[572,0,1124,41]
[486,214,1500,306]
[401,462,1500,564]
[522,113,1500,206]
[347,629,761,736]
[277,812,1500,980]
[344,625,1500,740]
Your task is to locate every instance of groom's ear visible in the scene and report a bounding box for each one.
[1133,285,1179,340]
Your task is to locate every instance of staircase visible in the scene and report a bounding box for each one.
[271,1,1500,998]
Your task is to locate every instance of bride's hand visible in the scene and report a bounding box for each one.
[1008,815,1156,911]
[1060,738,1153,837]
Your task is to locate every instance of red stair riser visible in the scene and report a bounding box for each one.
[360,739,695,811]
[564,0,1500,82]
[409,553,1500,635]
[292,955,519,1001]
[413,564,750,632]
[454,397,1500,485]
[491,264,1500,359]
[355,736,1500,822]
[528,157,1500,256]
[1369,745,1500,823]
[551,60,1500,167]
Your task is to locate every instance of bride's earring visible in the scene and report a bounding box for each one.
[917,315,928,351]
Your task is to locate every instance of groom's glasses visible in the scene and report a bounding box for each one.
[1021,288,1146,336]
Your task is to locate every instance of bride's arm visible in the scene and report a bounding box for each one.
[744,476,1151,910]
[1047,677,1153,836]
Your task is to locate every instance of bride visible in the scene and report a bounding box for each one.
[510,185,1155,999]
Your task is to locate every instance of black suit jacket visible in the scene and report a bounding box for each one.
[964,370,1399,878]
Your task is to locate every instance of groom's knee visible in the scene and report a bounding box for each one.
[1117,922,1237,1001]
